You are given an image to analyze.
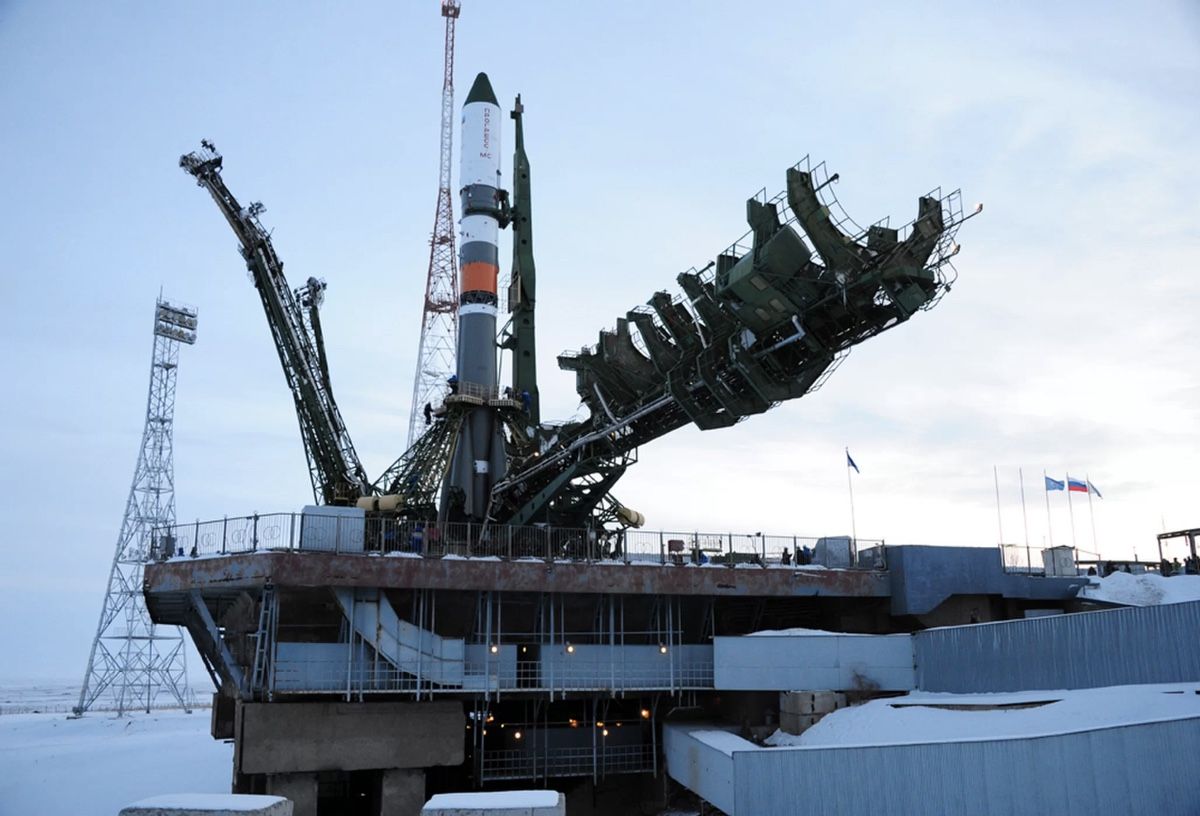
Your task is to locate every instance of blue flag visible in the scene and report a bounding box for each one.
[846,450,860,474]
[1045,476,1065,491]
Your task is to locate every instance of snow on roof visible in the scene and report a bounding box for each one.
[123,793,287,812]
[690,729,759,755]
[746,626,907,637]
[765,683,1200,748]
[423,790,562,810]
[1078,572,1200,606]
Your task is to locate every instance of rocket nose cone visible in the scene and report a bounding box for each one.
[465,72,498,106]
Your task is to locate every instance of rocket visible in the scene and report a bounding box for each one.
[442,72,508,521]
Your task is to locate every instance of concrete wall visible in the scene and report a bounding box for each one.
[236,701,463,775]
[713,633,914,691]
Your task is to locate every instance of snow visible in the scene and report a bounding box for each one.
[424,789,561,808]
[124,793,286,811]
[1079,572,1200,606]
[690,729,758,755]
[0,709,232,816]
[763,683,1200,748]
[746,627,907,637]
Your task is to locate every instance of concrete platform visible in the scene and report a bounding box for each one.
[143,550,890,600]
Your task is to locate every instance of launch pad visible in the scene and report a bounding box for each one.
[163,45,998,816]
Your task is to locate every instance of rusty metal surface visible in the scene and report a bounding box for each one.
[145,553,890,599]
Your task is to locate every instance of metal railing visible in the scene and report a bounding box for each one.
[480,744,655,781]
[999,543,1104,576]
[152,512,886,570]
[271,657,716,696]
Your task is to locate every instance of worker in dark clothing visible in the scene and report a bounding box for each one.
[423,402,433,426]
[780,548,792,566]
[448,374,459,395]
[520,390,531,413]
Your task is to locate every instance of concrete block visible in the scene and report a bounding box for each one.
[421,790,565,815]
[780,712,823,735]
[780,692,814,715]
[236,701,464,775]
[810,691,847,714]
[382,768,426,816]
[267,774,317,816]
[119,794,292,816]
[211,692,236,740]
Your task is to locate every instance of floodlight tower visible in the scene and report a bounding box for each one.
[407,0,462,447]
[75,297,197,715]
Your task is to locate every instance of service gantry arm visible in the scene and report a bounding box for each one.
[490,157,978,528]
[180,142,371,505]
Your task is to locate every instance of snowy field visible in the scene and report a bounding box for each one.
[0,706,230,816]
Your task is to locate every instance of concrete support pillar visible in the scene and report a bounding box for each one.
[267,772,318,816]
[380,768,425,816]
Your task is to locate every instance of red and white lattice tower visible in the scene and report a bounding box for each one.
[407,0,462,447]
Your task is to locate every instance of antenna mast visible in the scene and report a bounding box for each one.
[407,0,462,447]
[75,297,197,715]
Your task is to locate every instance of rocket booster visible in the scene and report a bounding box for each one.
[443,72,507,521]
[458,72,502,387]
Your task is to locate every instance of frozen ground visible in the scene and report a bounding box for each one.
[0,680,79,714]
[764,683,1200,748]
[1079,571,1200,606]
[0,707,231,816]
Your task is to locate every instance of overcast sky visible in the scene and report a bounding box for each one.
[1,1,1197,681]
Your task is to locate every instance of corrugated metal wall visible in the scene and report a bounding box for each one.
[663,725,737,815]
[915,601,1200,692]
[729,717,1200,816]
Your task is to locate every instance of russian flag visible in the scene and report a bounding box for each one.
[1067,477,1088,493]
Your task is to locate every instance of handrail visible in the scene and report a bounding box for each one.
[151,511,886,570]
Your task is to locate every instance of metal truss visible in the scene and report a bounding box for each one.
[74,297,197,715]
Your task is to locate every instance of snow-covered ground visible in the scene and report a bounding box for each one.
[0,680,81,714]
[1079,571,1200,606]
[764,683,1200,748]
[0,708,231,816]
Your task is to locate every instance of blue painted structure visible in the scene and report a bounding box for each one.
[915,600,1200,693]
[886,545,1086,615]
[713,633,914,691]
[666,717,1200,816]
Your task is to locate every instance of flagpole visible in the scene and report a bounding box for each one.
[1086,473,1098,553]
[1066,475,1078,552]
[1019,467,1031,573]
[1043,469,1054,549]
[846,447,858,548]
[993,465,1004,547]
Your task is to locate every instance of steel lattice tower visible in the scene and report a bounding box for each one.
[75,297,198,715]
[407,0,462,448]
